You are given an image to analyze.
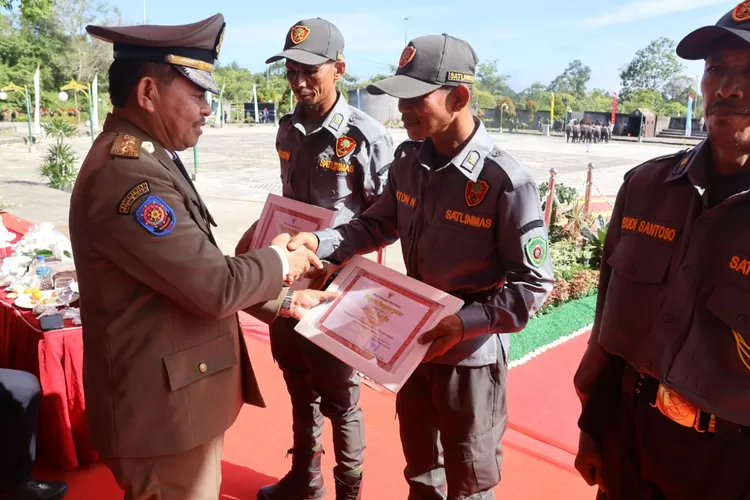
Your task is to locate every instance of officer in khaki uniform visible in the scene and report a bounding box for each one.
[288,34,553,499]
[235,18,393,500]
[574,5,750,499]
[69,15,334,500]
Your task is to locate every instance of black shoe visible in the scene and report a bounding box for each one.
[334,470,362,500]
[0,479,68,500]
[257,449,326,500]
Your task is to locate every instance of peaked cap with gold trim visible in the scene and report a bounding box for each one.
[86,14,225,94]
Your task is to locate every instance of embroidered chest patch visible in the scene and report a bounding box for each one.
[465,180,489,207]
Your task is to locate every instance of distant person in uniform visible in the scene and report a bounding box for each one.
[574,5,750,499]
[287,34,553,499]
[0,369,68,500]
[572,120,580,143]
[565,121,572,142]
[70,15,332,500]
[236,18,393,500]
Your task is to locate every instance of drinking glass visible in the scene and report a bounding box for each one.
[54,277,75,313]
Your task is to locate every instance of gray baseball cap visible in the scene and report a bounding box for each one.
[266,18,344,66]
[677,3,750,60]
[367,34,478,99]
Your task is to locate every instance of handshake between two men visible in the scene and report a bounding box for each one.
[235,225,338,321]
[236,227,467,363]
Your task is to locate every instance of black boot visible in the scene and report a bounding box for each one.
[0,479,68,500]
[257,449,325,500]
[334,468,362,500]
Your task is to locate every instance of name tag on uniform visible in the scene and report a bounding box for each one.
[621,216,677,242]
[444,209,493,229]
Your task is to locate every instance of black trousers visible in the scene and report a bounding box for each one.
[0,369,41,490]
[598,369,750,500]
[269,317,365,474]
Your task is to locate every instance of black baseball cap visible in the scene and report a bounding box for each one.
[266,18,344,66]
[367,34,478,99]
[677,1,750,59]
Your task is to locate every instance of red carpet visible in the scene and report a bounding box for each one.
[33,314,596,499]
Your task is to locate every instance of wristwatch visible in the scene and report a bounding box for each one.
[279,289,295,318]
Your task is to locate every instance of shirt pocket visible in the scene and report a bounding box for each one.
[704,286,750,379]
[600,237,673,352]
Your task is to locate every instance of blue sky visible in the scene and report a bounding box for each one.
[109,0,733,94]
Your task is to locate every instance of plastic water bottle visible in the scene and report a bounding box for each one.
[34,255,52,289]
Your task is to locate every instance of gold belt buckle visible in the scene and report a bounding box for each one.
[650,383,699,429]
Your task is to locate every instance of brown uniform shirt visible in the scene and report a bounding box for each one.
[69,114,286,458]
[574,140,750,438]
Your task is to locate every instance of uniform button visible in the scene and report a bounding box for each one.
[198,362,208,373]
[738,315,748,325]
[635,388,640,394]
[639,373,645,379]
[663,313,675,323]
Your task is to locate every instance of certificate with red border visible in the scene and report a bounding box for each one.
[295,255,464,393]
[250,193,336,289]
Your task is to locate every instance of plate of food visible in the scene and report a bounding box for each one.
[12,288,76,309]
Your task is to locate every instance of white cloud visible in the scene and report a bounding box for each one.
[583,0,727,28]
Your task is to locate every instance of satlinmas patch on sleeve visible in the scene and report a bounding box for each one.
[135,195,176,236]
[117,181,150,215]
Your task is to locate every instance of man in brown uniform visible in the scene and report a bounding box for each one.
[574,4,750,499]
[69,15,335,500]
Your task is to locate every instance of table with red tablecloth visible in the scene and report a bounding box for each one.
[0,212,97,470]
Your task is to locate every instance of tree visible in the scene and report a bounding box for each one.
[662,75,696,104]
[476,60,513,96]
[1,0,53,23]
[620,89,664,114]
[579,89,614,113]
[548,59,591,99]
[620,38,684,95]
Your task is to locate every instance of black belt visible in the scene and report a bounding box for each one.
[623,365,747,435]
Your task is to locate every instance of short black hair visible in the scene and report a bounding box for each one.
[108,60,179,108]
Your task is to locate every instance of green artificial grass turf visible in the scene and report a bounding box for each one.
[508,294,598,362]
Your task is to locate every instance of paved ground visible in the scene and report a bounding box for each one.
[0,123,689,273]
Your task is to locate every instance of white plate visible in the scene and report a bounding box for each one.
[13,290,78,309]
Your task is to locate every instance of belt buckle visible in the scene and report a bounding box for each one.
[650,383,698,429]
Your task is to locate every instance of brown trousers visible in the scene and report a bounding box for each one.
[104,435,224,500]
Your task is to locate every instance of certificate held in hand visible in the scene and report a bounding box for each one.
[295,255,464,393]
[250,194,336,289]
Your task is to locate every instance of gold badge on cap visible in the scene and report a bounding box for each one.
[399,46,416,68]
[733,0,750,21]
[291,25,310,44]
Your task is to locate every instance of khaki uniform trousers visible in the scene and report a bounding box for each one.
[104,435,224,500]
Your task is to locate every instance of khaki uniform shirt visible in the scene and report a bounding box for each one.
[575,140,750,437]
[276,93,393,226]
[69,114,286,458]
[316,120,554,366]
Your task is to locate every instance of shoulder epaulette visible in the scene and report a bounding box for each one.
[486,147,534,190]
[623,148,690,181]
[110,134,141,159]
